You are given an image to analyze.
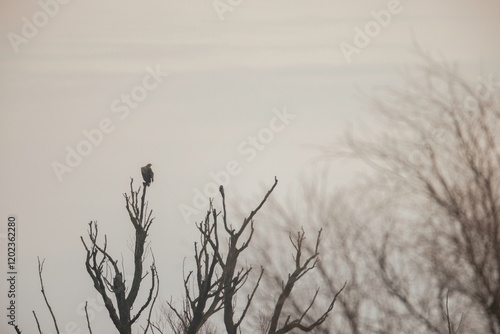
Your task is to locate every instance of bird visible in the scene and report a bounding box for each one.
[141,164,154,186]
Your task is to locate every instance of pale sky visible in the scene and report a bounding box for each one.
[1,0,500,332]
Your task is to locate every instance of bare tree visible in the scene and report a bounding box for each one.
[22,173,344,334]
[266,228,345,334]
[81,178,159,334]
[15,173,159,334]
[257,173,372,334]
[168,179,277,334]
[167,177,345,334]
[319,52,500,333]
[165,201,223,334]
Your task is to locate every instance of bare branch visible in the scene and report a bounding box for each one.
[84,301,93,334]
[268,229,343,334]
[37,257,60,334]
[32,311,42,334]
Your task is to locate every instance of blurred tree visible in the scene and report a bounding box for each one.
[317,52,500,333]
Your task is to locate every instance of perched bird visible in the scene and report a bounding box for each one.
[141,164,154,186]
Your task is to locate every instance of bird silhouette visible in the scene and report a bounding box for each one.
[141,164,154,186]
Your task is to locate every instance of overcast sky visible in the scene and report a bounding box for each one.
[1,0,500,332]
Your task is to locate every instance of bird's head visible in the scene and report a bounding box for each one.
[147,163,152,167]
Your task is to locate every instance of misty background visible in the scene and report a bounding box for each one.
[1,0,500,333]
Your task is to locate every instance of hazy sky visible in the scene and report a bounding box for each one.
[1,0,500,332]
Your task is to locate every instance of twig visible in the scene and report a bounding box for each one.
[32,311,42,334]
[84,301,93,334]
[37,257,60,334]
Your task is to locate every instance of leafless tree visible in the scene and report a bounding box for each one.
[166,177,345,333]
[317,51,500,333]
[21,173,344,334]
[266,228,345,334]
[15,175,159,334]
[164,200,224,334]
[81,178,159,334]
[167,179,277,334]
[257,172,371,334]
